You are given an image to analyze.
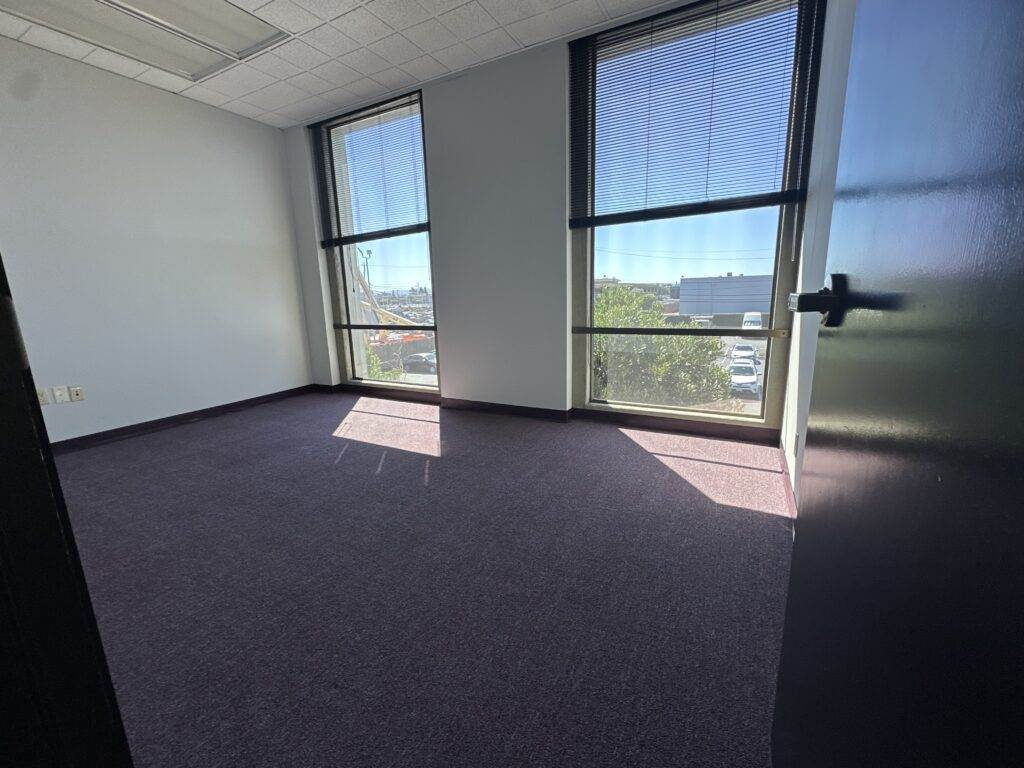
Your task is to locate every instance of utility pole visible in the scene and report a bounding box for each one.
[358,247,372,290]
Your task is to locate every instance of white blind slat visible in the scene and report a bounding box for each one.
[327,98,428,238]
[571,0,802,224]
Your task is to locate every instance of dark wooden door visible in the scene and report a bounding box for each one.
[0,254,133,767]
[772,1,1024,766]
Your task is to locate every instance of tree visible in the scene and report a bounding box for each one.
[591,285,730,406]
[364,343,400,381]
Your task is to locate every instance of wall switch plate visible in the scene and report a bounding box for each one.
[51,385,70,403]
[37,388,50,406]
[69,385,84,402]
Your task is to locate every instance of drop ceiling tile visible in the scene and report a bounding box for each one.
[302,24,360,56]
[321,86,357,108]
[466,28,519,59]
[273,39,331,68]
[433,42,482,71]
[338,47,390,75]
[549,0,606,33]
[243,80,309,111]
[312,59,362,85]
[0,9,31,38]
[371,67,416,91]
[364,0,431,31]
[83,48,149,78]
[257,112,295,128]
[478,0,549,25]
[369,33,422,66]
[599,0,663,16]
[333,8,393,44]
[135,68,192,92]
[2,0,663,132]
[292,0,362,20]
[182,84,232,107]
[403,19,458,53]
[227,0,269,11]
[418,0,465,13]
[253,0,321,34]
[344,77,384,98]
[222,100,266,118]
[439,3,498,39]
[278,95,332,120]
[203,65,276,98]
[507,13,558,46]
[288,71,335,94]
[248,51,303,79]
[402,54,448,81]
[20,26,95,60]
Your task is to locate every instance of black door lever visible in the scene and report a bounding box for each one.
[788,274,849,327]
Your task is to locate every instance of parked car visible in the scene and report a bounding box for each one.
[730,343,759,362]
[742,312,763,337]
[729,362,761,397]
[402,352,437,374]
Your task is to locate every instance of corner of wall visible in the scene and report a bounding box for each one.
[283,125,340,387]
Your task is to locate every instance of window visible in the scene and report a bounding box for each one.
[310,93,439,389]
[569,0,823,424]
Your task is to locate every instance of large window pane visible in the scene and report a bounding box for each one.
[339,232,434,326]
[313,93,439,391]
[591,0,798,217]
[350,330,437,388]
[329,103,427,237]
[593,207,779,329]
[571,0,814,423]
[591,334,766,416]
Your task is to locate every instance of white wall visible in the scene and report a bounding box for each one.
[422,43,571,411]
[779,0,857,496]
[0,38,311,442]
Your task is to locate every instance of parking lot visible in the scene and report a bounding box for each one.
[698,336,768,415]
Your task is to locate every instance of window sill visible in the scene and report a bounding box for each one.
[584,399,770,427]
[575,402,779,444]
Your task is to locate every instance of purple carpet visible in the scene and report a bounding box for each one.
[57,393,794,768]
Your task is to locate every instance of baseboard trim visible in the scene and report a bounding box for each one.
[440,397,569,422]
[570,407,780,445]
[51,385,318,454]
[52,384,780,453]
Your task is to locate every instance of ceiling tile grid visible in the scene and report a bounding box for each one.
[0,0,676,129]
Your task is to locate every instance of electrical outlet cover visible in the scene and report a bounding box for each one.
[69,385,84,402]
[51,385,70,403]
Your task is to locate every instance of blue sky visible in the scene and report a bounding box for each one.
[344,231,432,294]
[348,205,780,293]
[593,205,780,284]
[336,3,795,293]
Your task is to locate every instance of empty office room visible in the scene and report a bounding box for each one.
[2,1,1021,766]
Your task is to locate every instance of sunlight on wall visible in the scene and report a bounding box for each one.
[333,397,440,457]
[618,428,794,518]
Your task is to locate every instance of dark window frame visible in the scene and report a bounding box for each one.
[309,91,440,389]
[569,0,827,420]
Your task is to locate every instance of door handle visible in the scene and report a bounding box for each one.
[788,274,849,327]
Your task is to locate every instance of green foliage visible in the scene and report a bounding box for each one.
[364,344,401,381]
[591,285,730,406]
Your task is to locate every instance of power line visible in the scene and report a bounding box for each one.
[595,247,774,261]
[595,244,773,254]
